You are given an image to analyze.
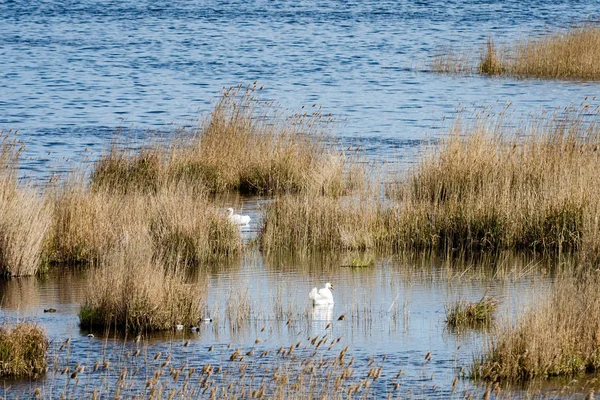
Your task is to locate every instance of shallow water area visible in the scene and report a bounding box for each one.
[0,251,574,398]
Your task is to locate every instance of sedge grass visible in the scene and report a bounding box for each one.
[0,323,48,379]
[91,84,354,196]
[473,270,600,382]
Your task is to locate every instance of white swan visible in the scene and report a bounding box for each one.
[309,282,334,305]
[226,208,251,225]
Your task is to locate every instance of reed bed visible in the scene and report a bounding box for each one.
[445,297,499,328]
[393,105,600,255]
[91,84,353,196]
[435,26,600,79]
[261,105,600,257]
[0,177,51,277]
[473,271,600,382]
[0,323,48,378]
[259,195,388,254]
[79,235,205,332]
[0,137,51,277]
[481,26,600,79]
[47,185,241,266]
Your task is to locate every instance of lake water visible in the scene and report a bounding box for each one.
[1,0,600,398]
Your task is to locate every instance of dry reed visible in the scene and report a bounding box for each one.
[259,194,386,254]
[47,184,240,266]
[393,105,600,254]
[473,270,600,381]
[91,84,352,196]
[262,105,600,257]
[79,234,205,332]
[0,323,48,378]
[0,138,51,277]
[435,26,600,80]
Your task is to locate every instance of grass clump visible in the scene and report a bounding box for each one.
[0,323,48,378]
[91,84,353,196]
[261,105,600,257]
[79,236,204,332]
[259,195,385,254]
[0,138,51,277]
[435,26,600,80]
[392,105,600,254]
[473,271,600,382]
[47,185,240,266]
[479,37,504,75]
[0,180,51,277]
[445,296,499,328]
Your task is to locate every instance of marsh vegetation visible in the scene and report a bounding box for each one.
[434,25,600,80]
[2,85,600,398]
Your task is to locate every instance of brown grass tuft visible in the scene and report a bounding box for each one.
[47,185,240,266]
[0,323,48,378]
[473,270,600,381]
[479,37,504,76]
[0,137,51,277]
[79,234,205,332]
[91,84,354,196]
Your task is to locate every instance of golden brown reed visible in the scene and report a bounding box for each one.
[483,26,600,79]
[393,105,600,254]
[473,270,600,381]
[47,184,241,266]
[0,137,51,277]
[434,26,600,80]
[79,233,205,332]
[259,194,386,254]
[261,105,600,257]
[0,323,48,378]
[91,84,352,196]
[0,178,51,277]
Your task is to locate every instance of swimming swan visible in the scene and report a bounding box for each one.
[226,208,251,225]
[309,282,334,305]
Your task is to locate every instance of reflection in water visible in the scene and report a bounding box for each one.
[311,304,334,322]
[0,250,570,399]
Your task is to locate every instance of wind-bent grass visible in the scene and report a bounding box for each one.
[79,235,205,333]
[91,84,354,196]
[47,184,241,266]
[0,323,48,378]
[472,271,600,382]
[445,297,499,329]
[436,26,600,79]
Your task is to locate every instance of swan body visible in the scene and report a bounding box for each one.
[309,282,334,305]
[226,208,251,225]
